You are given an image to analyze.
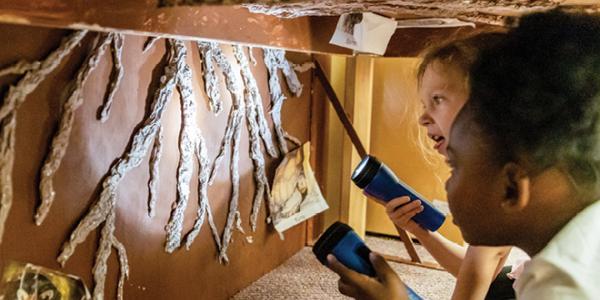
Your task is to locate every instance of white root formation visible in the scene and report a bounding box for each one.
[147,124,163,218]
[143,36,160,52]
[36,33,112,226]
[293,61,315,73]
[92,209,129,300]
[183,130,222,251]
[197,42,223,115]
[273,49,303,98]
[98,33,125,123]
[112,234,130,300]
[0,30,87,244]
[181,61,221,252]
[166,40,223,254]
[233,45,273,232]
[0,60,41,77]
[262,48,303,155]
[57,39,180,299]
[203,42,246,263]
[245,47,278,159]
[164,40,201,253]
[247,47,257,66]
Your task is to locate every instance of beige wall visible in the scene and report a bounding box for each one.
[367,57,463,245]
[321,55,347,231]
[317,55,463,245]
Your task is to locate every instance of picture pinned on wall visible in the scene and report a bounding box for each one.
[0,261,90,300]
[270,142,328,236]
[329,12,397,55]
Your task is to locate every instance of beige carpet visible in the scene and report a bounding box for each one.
[233,235,529,300]
[232,236,456,300]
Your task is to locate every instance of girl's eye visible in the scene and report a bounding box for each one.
[432,95,443,105]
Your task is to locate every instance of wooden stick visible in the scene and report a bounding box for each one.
[381,254,443,271]
[313,60,367,158]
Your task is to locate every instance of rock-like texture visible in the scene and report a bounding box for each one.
[244,0,598,26]
[160,0,297,6]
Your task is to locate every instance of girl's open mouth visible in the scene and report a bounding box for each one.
[430,134,445,151]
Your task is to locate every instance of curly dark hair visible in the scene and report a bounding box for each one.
[468,10,600,196]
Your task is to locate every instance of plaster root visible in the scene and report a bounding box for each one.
[0,30,87,244]
[197,42,223,115]
[203,42,246,263]
[271,48,303,98]
[164,40,202,253]
[248,47,257,66]
[184,132,222,251]
[0,60,41,77]
[245,47,278,158]
[37,32,112,226]
[233,45,273,232]
[262,48,303,155]
[293,61,315,73]
[98,33,125,122]
[57,38,180,299]
[147,124,163,218]
[92,209,129,300]
[143,36,160,52]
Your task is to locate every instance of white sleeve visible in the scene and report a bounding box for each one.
[517,260,590,300]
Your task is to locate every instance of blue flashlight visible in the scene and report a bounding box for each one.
[351,155,446,232]
[313,222,423,300]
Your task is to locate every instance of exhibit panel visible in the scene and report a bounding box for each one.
[0,24,313,299]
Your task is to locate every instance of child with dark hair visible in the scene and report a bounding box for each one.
[328,10,600,300]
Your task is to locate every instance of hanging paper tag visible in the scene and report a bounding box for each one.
[270,142,329,234]
[330,12,398,55]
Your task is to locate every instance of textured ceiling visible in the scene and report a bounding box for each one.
[161,0,600,26]
[244,0,600,25]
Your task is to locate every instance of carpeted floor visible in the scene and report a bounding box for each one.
[233,235,529,300]
[232,236,456,300]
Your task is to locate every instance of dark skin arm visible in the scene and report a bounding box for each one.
[327,252,409,300]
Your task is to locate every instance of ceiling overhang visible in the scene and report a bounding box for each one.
[0,1,597,56]
[163,0,600,26]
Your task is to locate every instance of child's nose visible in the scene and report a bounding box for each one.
[418,112,432,126]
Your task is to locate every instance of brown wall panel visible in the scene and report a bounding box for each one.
[0,23,312,299]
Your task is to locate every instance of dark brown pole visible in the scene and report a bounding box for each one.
[313,59,367,159]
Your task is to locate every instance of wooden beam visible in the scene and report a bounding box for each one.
[339,55,373,238]
[0,0,508,57]
[0,0,352,55]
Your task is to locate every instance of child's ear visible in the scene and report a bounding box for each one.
[501,162,531,212]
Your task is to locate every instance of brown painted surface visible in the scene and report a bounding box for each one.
[0,23,313,299]
[0,0,352,55]
[0,0,507,57]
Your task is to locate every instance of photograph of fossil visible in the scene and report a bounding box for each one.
[270,142,328,234]
[0,261,90,300]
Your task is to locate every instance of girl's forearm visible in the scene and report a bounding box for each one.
[406,226,466,277]
[451,246,512,300]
